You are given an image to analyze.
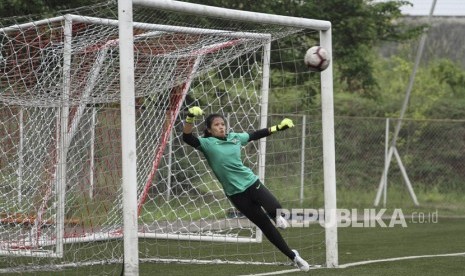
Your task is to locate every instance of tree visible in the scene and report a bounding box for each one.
[0,0,105,18]
[370,51,465,120]
[182,0,424,97]
[3,0,424,98]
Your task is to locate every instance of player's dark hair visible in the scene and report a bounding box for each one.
[203,113,225,138]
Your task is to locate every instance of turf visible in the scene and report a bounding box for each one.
[139,217,465,275]
[6,217,465,275]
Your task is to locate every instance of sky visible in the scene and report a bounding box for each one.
[394,0,465,16]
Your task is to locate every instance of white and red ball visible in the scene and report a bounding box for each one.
[304,46,330,72]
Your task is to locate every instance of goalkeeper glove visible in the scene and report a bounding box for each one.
[185,106,203,124]
[270,118,294,133]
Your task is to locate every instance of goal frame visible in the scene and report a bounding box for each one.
[119,0,338,272]
[0,10,311,257]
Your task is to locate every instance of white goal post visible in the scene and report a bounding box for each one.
[123,0,338,271]
[0,0,337,274]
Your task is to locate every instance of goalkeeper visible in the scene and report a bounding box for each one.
[182,106,310,272]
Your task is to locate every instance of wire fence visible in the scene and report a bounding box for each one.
[334,116,465,211]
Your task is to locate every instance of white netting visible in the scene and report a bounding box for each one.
[0,1,327,274]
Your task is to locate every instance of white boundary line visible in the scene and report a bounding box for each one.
[338,251,465,268]
[237,268,300,276]
[238,252,465,275]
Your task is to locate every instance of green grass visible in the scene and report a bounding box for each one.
[7,217,463,275]
[137,256,465,276]
[336,185,465,217]
[135,217,465,276]
[2,186,464,275]
[138,217,465,276]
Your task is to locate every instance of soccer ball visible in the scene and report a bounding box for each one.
[304,46,330,72]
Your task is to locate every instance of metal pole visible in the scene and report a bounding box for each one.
[166,130,172,201]
[258,42,271,184]
[18,108,23,206]
[133,0,331,31]
[390,0,437,148]
[256,41,271,244]
[376,0,436,207]
[118,0,139,274]
[300,115,306,205]
[55,14,73,258]
[89,106,96,199]
[383,118,389,207]
[320,28,338,268]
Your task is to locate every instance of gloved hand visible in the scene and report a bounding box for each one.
[185,106,203,124]
[270,118,294,133]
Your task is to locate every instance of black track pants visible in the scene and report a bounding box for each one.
[228,181,295,260]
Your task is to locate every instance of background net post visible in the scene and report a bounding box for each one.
[118,0,139,274]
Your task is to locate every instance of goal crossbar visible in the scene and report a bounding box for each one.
[133,0,331,31]
[0,14,270,40]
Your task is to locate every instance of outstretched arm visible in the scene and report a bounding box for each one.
[182,107,203,148]
[248,118,295,141]
[248,128,271,141]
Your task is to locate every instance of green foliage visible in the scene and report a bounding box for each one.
[368,53,465,120]
[181,0,423,95]
[333,90,385,117]
[2,0,431,101]
[0,0,48,17]
[1,0,431,99]
[0,0,107,18]
[430,59,465,96]
[424,96,465,119]
[306,0,423,94]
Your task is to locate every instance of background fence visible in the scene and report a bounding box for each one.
[333,116,465,213]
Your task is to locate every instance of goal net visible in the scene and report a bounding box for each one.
[0,0,336,274]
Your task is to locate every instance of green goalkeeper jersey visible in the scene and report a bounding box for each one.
[198,132,258,196]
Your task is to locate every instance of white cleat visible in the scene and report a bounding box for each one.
[292,250,310,272]
[276,215,290,229]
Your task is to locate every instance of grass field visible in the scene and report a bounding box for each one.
[135,217,465,276]
[10,216,463,275]
[2,186,464,275]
